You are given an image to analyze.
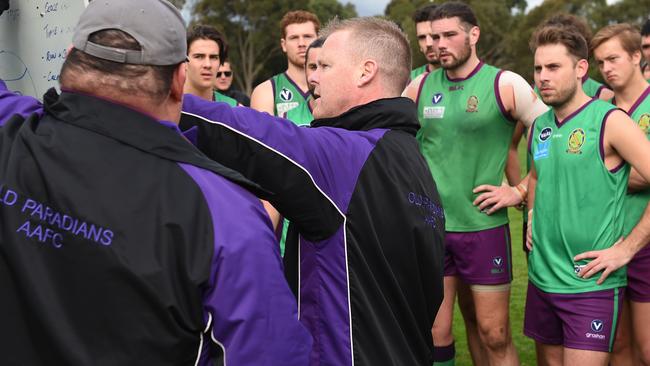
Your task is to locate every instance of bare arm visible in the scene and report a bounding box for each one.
[250,80,275,115]
[628,168,650,192]
[500,71,548,128]
[401,74,426,102]
[472,72,547,212]
[526,163,537,251]
[598,88,615,102]
[576,110,650,283]
[505,121,525,185]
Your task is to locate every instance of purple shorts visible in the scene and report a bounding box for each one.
[627,244,650,302]
[524,282,624,352]
[444,224,512,285]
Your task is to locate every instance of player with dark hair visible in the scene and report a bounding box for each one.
[410,4,440,80]
[526,23,650,365]
[403,2,547,365]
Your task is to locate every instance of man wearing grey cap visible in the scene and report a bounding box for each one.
[0,1,311,365]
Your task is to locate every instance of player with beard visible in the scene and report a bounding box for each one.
[592,23,650,365]
[250,10,319,125]
[410,4,440,80]
[403,2,547,365]
[525,24,650,365]
[511,14,615,255]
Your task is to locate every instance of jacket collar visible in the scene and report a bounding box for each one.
[310,97,420,135]
[43,88,269,197]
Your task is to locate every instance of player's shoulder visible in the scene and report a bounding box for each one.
[252,79,273,96]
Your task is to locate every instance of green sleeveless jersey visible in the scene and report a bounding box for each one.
[529,99,629,293]
[535,77,606,99]
[622,86,650,235]
[416,63,515,231]
[582,77,606,98]
[282,96,313,125]
[410,64,429,81]
[214,91,238,107]
[271,73,312,125]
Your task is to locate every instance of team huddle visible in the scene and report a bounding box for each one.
[1,0,650,365]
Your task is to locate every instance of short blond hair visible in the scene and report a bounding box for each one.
[320,17,411,95]
[591,23,641,57]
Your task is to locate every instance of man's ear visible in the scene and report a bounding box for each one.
[170,62,187,102]
[358,59,378,87]
[576,58,589,80]
[469,25,480,47]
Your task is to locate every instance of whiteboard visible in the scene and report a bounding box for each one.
[0,0,87,99]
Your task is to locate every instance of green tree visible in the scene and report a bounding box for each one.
[192,0,356,95]
[385,0,525,73]
[192,0,298,94]
[384,0,430,72]
[308,0,357,25]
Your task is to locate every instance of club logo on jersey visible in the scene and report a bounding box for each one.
[539,127,553,142]
[466,96,479,113]
[590,319,604,333]
[279,87,294,102]
[567,128,585,154]
[639,114,650,134]
[432,93,444,104]
[574,265,581,274]
[493,256,504,267]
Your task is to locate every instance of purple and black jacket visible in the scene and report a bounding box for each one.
[181,95,445,365]
[0,82,311,365]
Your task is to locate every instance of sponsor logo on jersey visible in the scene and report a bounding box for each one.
[638,113,650,134]
[279,87,294,102]
[567,128,585,154]
[276,102,299,114]
[449,85,464,92]
[539,127,553,141]
[432,93,444,104]
[423,106,445,119]
[466,95,479,113]
[574,263,585,274]
[534,140,550,161]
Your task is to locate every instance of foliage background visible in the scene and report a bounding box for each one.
[184,1,650,363]
[185,0,650,94]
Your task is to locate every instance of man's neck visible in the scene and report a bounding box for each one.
[613,74,649,112]
[427,63,439,73]
[554,89,592,122]
[286,63,308,93]
[183,84,213,101]
[445,54,480,80]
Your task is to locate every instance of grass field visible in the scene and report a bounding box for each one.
[451,140,537,365]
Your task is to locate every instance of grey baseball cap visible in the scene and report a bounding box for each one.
[72,0,187,66]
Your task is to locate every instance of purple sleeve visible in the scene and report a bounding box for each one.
[0,80,43,125]
[182,94,384,211]
[178,163,312,366]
